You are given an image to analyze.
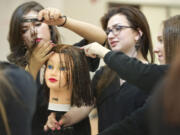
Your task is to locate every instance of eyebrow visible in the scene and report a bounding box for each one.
[107,23,123,29]
[22,17,44,23]
[22,18,39,23]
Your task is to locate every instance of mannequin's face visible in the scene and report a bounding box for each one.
[45,53,69,90]
[21,10,51,48]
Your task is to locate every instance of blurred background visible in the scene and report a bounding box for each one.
[1,0,180,134]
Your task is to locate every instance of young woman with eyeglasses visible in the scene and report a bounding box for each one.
[90,6,154,133]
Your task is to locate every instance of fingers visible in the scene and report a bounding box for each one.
[38,8,61,22]
[58,116,67,127]
[49,9,61,20]
[44,112,61,131]
[44,124,49,131]
[39,41,54,57]
[81,45,97,58]
[43,51,54,62]
[36,40,54,58]
[30,40,55,69]
[44,9,50,21]
[87,54,97,58]
[38,9,44,21]
[81,42,109,58]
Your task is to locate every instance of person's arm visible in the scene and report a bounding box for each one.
[82,42,168,92]
[44,106,93,131]
[38,8,106,72]
[64,17,106,44]
[60,106,94,126]
[38,8,107,45]
[104,51,168,92]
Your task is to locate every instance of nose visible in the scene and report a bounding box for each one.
[52,68,58,74]
[107,33,116,43]
[29,25,37,37]
[153,46,159,54]
[108,31,115,38]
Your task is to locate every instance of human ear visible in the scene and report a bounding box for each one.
[135,28,143,41]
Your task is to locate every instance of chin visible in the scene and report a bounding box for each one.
[111,47,121,52]
[47,83,57,89]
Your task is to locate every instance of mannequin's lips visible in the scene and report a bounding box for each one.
[35,38,42,43]
[49,78,57,82]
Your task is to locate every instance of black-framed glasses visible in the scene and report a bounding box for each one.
[106,24,134,35]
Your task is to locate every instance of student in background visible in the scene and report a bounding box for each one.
[0,62,37,135]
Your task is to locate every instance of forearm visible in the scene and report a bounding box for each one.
[103,51,168,92]
[64,17,107,44]
[62,105,94,126]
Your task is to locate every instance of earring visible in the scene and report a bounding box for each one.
[135,39,141,50]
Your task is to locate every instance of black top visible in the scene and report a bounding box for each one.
[97,51,169,135]
[45,111,91,135]
[98,101,150,135]
[0,62,37,135]
[92,66,149,132]
[104,51,168,92]
[32,39,100,135]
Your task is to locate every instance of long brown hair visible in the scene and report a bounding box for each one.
[0,72,12,135]
[0,63,24,135]
[96,6,154,95]
[162,15,180,124]
[44,44,94,107]
[163,49,180,125]
[163,15,180,64]
[7,1,60,67]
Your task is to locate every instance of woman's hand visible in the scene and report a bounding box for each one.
[44,112,61,131]
[38,8,66,26]
[81,42,111,58]
[27,40,54,79]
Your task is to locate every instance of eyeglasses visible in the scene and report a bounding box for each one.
[106,24,134,35]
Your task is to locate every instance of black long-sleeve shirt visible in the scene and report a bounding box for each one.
[98,51,168,135]
[104,51,168,92]
[92,67,149,132]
